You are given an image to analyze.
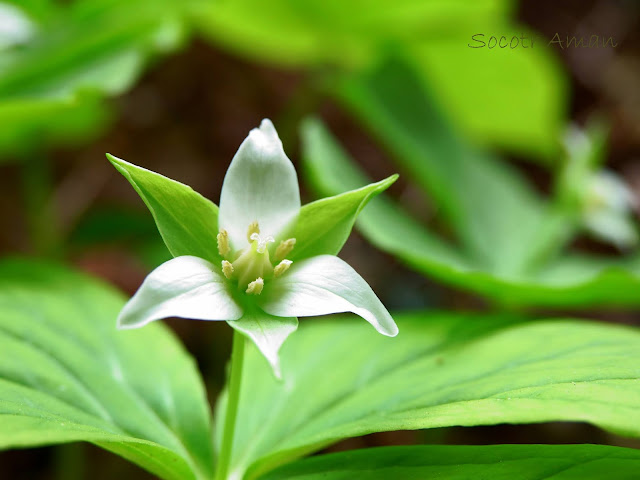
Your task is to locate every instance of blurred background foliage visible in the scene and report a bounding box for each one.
[0,0,639,477]
[194,0,566,158]
[0,0,189,157]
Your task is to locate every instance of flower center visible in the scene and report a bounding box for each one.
[217,222,295,295]
[250,232,274,253]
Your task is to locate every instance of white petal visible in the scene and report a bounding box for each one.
[219,119,301,250]
[227,311,298,379]
[259,255,398,337]
[584,211,639,250]
[118,256,242,329]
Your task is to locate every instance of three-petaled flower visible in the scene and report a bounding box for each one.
[108,119,398,377]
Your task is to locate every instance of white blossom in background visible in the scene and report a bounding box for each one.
[0,3,34,50]
[583,170,639,249]
[563,123,639,250]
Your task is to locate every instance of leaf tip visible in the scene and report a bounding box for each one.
[382,173,400,189]
[106,153,129,176]
[105,152,120,164]
[367,174,399,200]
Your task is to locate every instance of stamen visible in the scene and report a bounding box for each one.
[246,277,264,295]
[247,221,260,242]
[250,232,275,253]
[274,259,292,277]
[221,260,234,279]
[217,230,230,257]
[275,238,296,261]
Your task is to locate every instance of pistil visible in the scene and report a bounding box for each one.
[217,222,296,294]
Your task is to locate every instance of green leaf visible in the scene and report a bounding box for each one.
[0,259,214,480]
[219,312,640,479]
[262,444,640,480]
[302,118,640,307]
[301,118,469,270]
[107,154,222,264]
[334,55,555,274]
[410,33,567,159]
[290,169,397,261]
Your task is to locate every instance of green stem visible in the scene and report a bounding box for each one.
[20,152,62,258]
[215,331,246,480]
[54,443,85,480]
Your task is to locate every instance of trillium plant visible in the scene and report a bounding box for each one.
[107,119,398,479]
[4,115,640,480]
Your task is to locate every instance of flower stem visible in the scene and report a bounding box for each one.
[215,330,246,480]
[21,151,62,258]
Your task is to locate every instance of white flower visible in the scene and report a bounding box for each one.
[583,170,638,249]
[563,123,639,250]
[116,119,398,377]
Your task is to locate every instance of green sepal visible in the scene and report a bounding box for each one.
[291,120,397,261]
[107,154,222,264]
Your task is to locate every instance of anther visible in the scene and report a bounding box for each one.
[247,221,260,242]
[275,238,296,261]
[250,232,275,253]
[274,259,292,277]
[246,277,264,295]
[221,260,234,279]
[217,230,230,257]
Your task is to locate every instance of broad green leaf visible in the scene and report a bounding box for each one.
[334,56,555,274]
[289,173,398,261]
[108,154,222,264]
[263,444,640,480]
[0,259,214,480]
[219,312,640,479]
[411,34,567,159]
[302,118,640,307]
